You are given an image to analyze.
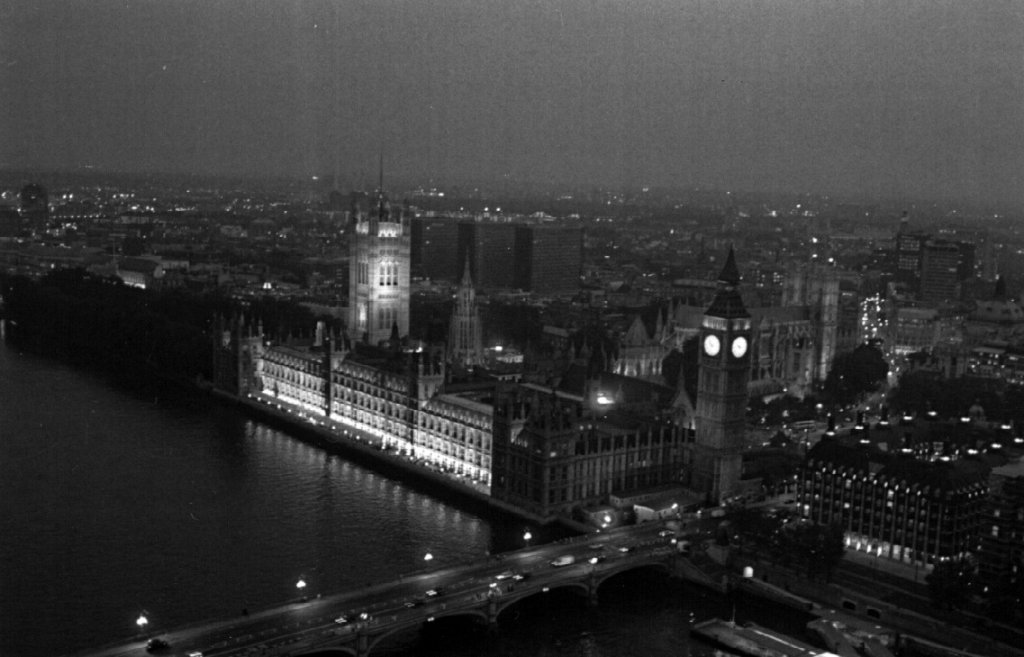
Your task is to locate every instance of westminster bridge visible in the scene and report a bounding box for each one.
[71,523,700,657]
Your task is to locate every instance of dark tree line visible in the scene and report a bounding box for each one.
[890,369,1024,424]
[0,269,315,387]
[823,343,889,406]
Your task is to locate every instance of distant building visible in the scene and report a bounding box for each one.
[458,221,517,289]
[920,240,963,306]
[18,183,49,232]
[513,224,583,296]
[411,215,461,282]
[0,205,20,237]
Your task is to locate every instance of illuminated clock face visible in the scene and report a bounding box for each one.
[703,334,721,356]
[731,336,748,358]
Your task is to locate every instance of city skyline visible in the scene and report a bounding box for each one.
[3,1,1023,208]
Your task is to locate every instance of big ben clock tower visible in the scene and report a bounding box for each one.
[694,247,751,503]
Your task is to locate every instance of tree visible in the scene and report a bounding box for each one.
[926,559,975,610]
[824,344,888,405]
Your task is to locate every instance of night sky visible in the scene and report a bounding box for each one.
[2,1,1022,205]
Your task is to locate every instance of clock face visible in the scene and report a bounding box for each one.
[731,336,748,358]
[703,334,721,356]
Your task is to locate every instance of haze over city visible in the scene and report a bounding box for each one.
[3,0,1023,207]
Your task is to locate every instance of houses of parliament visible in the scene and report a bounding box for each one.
[213,188,834,521]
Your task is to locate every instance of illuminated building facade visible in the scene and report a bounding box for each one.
[781,259,839,384]
[347,189,410,345]
[215,320,494,486]
[613,312,668,381]
[799,423,992,570]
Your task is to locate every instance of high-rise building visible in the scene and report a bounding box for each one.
[513,224,583,295]
[693,248,752,503]
[448,259,484,369]
[457,221,518,289]
[977,474,1024,596]
[347,188,410,345]
[411,215,461,282]
[920,239,962,306]
[894,212,926,290]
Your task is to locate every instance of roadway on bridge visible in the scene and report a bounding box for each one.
[70,523,683,657]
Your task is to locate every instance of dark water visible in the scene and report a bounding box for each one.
[0,341,813,657]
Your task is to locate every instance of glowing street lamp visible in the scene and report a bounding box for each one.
[423,552,434,562]
[523,530,532,547]
[296,578,307,591]
[136,613,148,632]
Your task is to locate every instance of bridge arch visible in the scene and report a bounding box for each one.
[365,608,489,655]
[592,559,671,591]
[493,580,589,619]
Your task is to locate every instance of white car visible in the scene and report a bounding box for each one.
[495,570,515,580]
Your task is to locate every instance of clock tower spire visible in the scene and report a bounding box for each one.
[694,247,751,503]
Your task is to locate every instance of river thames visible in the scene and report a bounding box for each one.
[0,340,811,657]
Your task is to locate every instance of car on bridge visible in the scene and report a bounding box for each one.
[512,572,530,581]
[588,556,606,564]
[495,570,515,580]
[403,599,423,608]
[550,555,575,567]
[145,638,170,653]
[334,614,351,624]
[425,587,444,597]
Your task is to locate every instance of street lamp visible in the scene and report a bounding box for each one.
[523,530,532,547]
[424,552,434,562]
[136,614,148,631]
[296,578,307,601]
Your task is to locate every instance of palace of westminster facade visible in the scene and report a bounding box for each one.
[212,192,1017,585]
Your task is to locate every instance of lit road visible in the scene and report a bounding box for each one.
[70,523,684,657]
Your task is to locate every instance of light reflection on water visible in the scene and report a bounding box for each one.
[0,345,490,657]
[0,344,812,657]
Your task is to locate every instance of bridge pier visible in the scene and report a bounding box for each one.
[587,570,599,607]
[486,591,500,630]
[355,627,369,657]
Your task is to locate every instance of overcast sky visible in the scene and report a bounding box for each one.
[2,1,1022,205]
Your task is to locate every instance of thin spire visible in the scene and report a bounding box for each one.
[718,246,740,286]
[378,153,384,194]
